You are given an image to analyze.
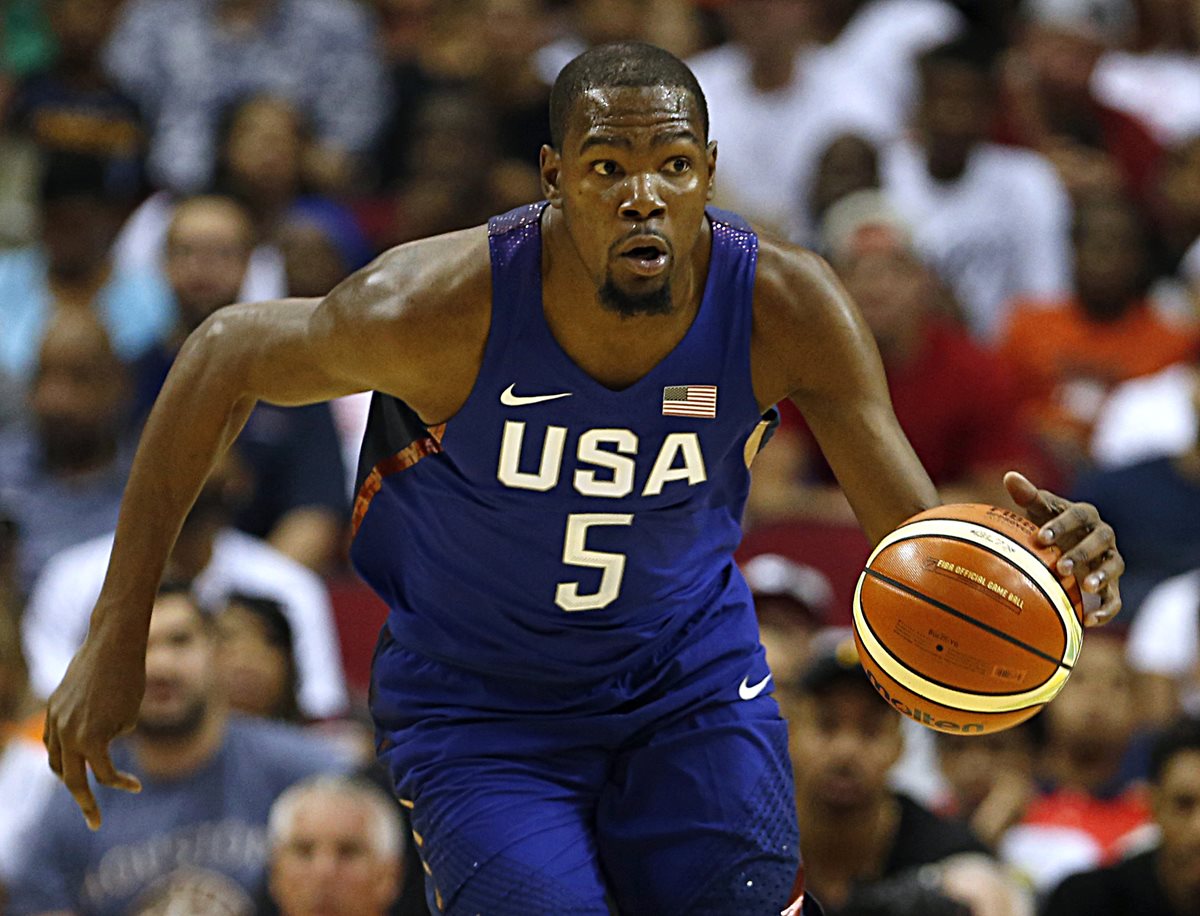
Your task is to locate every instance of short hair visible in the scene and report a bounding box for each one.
[549,42,709,150]
[918,36,999,82]
[269,775,403,862]
[1149,717,1200,784]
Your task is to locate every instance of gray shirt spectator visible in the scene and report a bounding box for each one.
[103,0,388,193]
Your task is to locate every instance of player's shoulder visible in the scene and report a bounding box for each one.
[751,231,851,334]
[324,225,492,343]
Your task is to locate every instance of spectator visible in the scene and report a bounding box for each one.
[278,204,375,498]
[780,637,992,913]
[0,310,133,593]
[741,553,833,687]
[806,0,964,139]
[882,37,1073,341]
[0,151,172,382]
[268,775,405,916]
[1153,135,1200,295]
[7,0,143,197]
[1003,0,1164,207]
[1090,356,1199,469]
[1001,633,1154,895]
[5,586,350,915]
[999,192,1198,476]
[1092,0,1200,147]
[687,0,892,239]
[114,94,369,306]
[747,192,1040,528]
[0,596,56,900]
[103,0,388,195]
[1126,564,1200,729]
[935,720,1041,849]
[1042,716,1200,916]
[808,132,880,234]
[132,196,348,572]
[1070,381,1200,620]
[0,73,39,250]
[22,452,349,721]
[215,593,301,723]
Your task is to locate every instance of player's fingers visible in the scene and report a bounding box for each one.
[61,750,101,831]
[1084,585,1122,628]
[1053,523,1117,578]
[88,748,142,794]
[1035,500,1098,548]
[1003,472,1072,533]
[44,721,63,779]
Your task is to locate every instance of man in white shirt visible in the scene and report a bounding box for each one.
[22,455,348,720]
[882,37,1072,340]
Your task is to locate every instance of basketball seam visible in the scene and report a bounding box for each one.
[863,568,1073,674]
[878,529,1071,651]
[859,576,1058,699]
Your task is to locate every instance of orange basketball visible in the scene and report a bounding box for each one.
[852,503,1084,735]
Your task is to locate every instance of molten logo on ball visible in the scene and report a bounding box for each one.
[865,669,985,733]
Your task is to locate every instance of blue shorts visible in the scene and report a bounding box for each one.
[369,608,809,915]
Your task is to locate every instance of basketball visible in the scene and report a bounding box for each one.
[852,503,1084,736]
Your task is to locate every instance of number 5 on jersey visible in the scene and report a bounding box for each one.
[555,513,633,611]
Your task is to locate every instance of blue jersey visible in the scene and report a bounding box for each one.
[350,202,772,684]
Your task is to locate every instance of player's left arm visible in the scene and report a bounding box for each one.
[751,241,1123,626]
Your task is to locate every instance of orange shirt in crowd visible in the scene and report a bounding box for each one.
[998,298,1198,466]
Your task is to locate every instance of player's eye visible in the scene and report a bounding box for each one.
[666,157,691,174]
[592,161,620,177]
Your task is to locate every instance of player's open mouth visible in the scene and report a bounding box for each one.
[618,238,671,276]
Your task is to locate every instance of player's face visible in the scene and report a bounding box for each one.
[138,594,216,738]
[542,85,716,317]
[271,796,399,916]
[1153,750,1200,900]
[788,685,902,812]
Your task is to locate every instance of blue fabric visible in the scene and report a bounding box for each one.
[0,248,174,380]
[361,200,803,911]
[372,630,800,915]
[1071,456,1200,617]
[0,425,133,591]
[352,202,765,683]
[6,718,350,915]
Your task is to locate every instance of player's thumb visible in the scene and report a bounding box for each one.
[1003,470,1038,506]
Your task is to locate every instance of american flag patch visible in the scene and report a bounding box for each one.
[662,385,717,419]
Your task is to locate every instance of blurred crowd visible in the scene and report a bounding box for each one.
[1,0,1200,914]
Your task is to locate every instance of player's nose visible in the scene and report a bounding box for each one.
[620,173,666,221]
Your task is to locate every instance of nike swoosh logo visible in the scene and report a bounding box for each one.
[738,673,772,701]
[500,384,573,407]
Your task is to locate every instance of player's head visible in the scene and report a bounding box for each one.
[781,636,902,815]
[166,195,255,330]
[269,775,404,916]
[915,38,997,182]
[138,585,219,742]
[1148,718,1200,902]
[541,42,716,318]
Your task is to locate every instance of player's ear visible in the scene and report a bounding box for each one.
[541,145,564,208]
[705,141,718,201]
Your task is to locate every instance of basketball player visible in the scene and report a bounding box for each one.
[42,43,1124,915]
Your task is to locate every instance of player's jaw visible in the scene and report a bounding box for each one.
[599,230,675,317]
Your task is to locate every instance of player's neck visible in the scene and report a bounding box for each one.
[132,705,228,780]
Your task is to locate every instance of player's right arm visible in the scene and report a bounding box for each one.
[43,228,491,829]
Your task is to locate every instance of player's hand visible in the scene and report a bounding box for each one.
[43,627,145,830]
[1004,471,1124,627]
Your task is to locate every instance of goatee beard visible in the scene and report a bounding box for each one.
[598,276,674,318]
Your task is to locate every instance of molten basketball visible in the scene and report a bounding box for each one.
[852,503,1084,735]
